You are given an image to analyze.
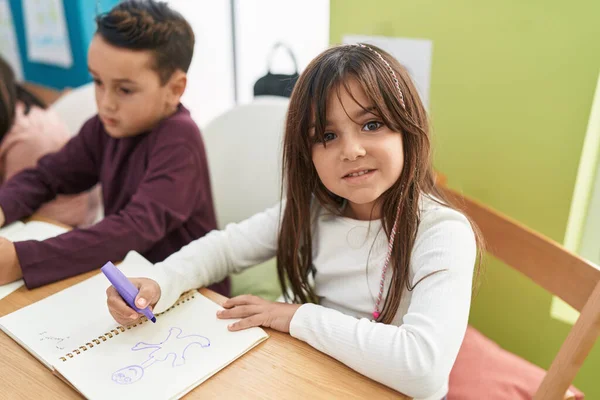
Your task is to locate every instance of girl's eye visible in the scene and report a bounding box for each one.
[93,79,102,86]
[364,121,382,131]
[119,88,132,95]
[323,132,336,142]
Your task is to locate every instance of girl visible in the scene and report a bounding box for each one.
[0,56,99,227]
[106,44,479,400]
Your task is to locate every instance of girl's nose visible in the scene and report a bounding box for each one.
[340,136,366,161]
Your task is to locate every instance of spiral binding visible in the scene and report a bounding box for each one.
[59,292,197,362]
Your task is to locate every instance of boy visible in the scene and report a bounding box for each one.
[0,0,229,296]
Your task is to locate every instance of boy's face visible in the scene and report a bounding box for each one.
[88,35,179,138]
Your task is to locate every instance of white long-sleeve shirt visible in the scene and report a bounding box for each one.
[146,196,476,400]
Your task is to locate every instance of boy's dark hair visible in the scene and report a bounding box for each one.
[95,0,194,85]
[0,56,46,141]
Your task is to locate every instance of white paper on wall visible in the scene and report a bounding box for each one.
[22,0,73,68]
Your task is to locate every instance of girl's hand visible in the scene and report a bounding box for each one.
[106,278,161,326]
[0,237,22,285]
[217,294,301,333]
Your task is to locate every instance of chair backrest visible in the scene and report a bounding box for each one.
[441,186,600,400]
[202,96,289,228]
[50,83,96,136]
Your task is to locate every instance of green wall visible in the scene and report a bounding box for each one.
[330,0,600,396]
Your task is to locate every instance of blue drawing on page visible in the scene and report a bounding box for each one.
[112,365,144,385]
[111,327,211,385]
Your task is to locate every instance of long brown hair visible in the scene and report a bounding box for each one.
[277,44,482,324]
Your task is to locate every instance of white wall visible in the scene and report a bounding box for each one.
[165,0,235,128]
[166,0,330,125]
[234,0,330,104]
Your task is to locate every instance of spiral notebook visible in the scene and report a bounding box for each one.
[0,251,269,399]
[0,220,68,300]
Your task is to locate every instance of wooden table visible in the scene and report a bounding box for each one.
[0,269,409,399]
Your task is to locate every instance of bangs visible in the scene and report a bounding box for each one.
[307,60,399,144]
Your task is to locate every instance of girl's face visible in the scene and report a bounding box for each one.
[311,79,404,221]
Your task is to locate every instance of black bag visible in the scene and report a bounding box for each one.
[253,43,299,98]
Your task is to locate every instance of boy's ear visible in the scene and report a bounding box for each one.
[166,70,187,106]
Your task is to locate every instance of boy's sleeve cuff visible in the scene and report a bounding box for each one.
[0,195,29,225]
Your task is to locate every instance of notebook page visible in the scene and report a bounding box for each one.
[0,251,154,369]
[0,280,25,302]
[54,292,268,400]
[0,221,68,300]
[0,222,26,300]
[0,221,26,238]
[6,220,68,242]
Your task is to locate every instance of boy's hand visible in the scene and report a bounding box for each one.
[106,278,161,326]
[0,238,22,284]
[217,295,301,333]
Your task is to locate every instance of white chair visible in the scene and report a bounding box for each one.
[202,96,290,228]
[50,83,96,137]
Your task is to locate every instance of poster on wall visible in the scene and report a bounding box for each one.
[0,0,24,79]
[343,35,433,110]
[22,0,73,68]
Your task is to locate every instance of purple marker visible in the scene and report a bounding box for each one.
[102,261,156,323]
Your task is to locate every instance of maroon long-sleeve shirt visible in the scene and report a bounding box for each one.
[0,104,230,295]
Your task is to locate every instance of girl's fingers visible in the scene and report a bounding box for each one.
[133,279,161,309]
[217,305,262,319]
[227,314,265,331]
[222,295,263,309]
[106,286,140,322]
[106,286,136,316]
[110,308,140,326]
[111,308,140,325]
